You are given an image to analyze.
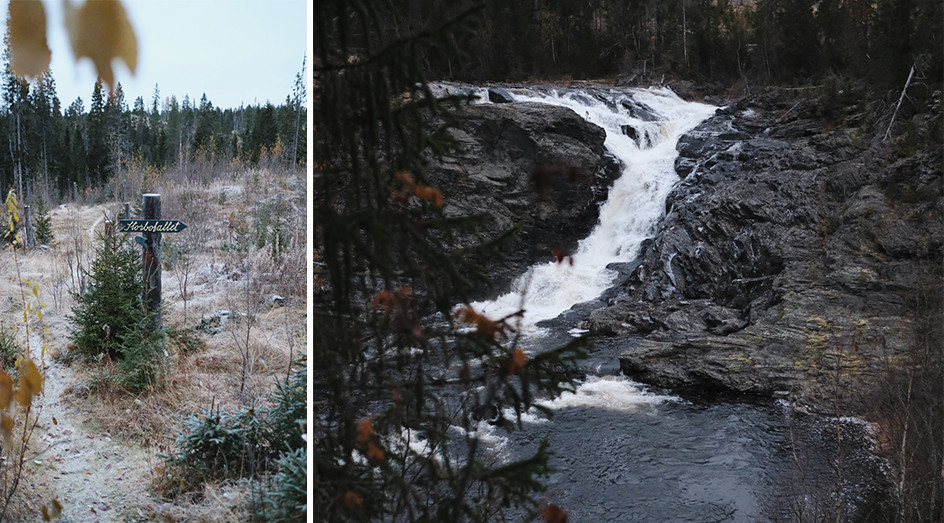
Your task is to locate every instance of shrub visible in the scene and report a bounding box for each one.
[164,362,306,501]
[166,402,267,486]
[166,326,205,355]
[263,358,306,456]
[116,322,165,392]
[255,447,306,522]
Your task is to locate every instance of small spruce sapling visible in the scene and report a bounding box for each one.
[32,197,53,245]
[69,225,165,391]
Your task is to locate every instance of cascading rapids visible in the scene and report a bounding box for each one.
[471,87,716,335]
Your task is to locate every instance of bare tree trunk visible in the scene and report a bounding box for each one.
[682,0,688,68]
[834,341,844,522]
[16,110,23,201]
[884,63,916,142]
[24,205,35,249]
[897,372,914,521]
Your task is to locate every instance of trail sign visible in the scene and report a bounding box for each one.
[118,219,188,233]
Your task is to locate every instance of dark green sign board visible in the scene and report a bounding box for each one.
[118,219,188,233]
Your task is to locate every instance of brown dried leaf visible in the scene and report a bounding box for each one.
[355,417,374,445]
[366,441,385,461]
[414,185,443,207]
[50,499,63,519]
[64,0,138,90]
[455,306,507,340]
[507,348,528,376]
[371,289,397,313]
[8,0,51,79]
[543,504,568,523]
[1,413,12,456]
[15,358,42,407]
[0,368,12,410]
[0,413,12,438]
[343,491,363,507]
[395,171,415,188]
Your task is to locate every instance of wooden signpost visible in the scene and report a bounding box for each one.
[119,194,188,331]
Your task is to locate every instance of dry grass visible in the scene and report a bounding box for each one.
[9,163,306,520]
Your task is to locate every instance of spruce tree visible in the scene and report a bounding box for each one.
[32,196,52,244]
[69,229,163,391]
[313,1,585,520]
[70,230,142,361]
[87,79,108,184]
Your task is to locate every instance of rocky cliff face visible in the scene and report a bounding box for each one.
[427,98,619,296]
[592,90,942,412]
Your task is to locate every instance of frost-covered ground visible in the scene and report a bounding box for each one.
[3,171,305,521]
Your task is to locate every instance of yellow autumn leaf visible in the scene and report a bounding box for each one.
[14,358,42,407]
[0,369,12,410]
[8,0,51,79]
[64,0,138,90]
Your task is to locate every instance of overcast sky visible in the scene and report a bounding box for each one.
[4,0,308,111]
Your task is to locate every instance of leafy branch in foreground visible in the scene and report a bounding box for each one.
[313,1,584,520]
[0,191,59,521]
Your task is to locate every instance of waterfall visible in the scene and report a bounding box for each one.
[471,87,716,335]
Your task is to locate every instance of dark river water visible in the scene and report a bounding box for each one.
[484,333,893,522]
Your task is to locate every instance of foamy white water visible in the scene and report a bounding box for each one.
[537,375,673,412]
[472,87,716,334]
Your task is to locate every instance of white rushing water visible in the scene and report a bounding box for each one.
[472,87,716,334]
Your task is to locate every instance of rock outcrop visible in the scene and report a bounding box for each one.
[584,90,943,412]
[427,99,619,295]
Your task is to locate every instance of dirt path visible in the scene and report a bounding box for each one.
[31,357,154,522]
[17,206,156,522]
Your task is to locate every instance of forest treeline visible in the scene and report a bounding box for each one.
[0,44,306,204]
[390,0,941,98]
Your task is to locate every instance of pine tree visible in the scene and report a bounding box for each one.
[313,1,584,520]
